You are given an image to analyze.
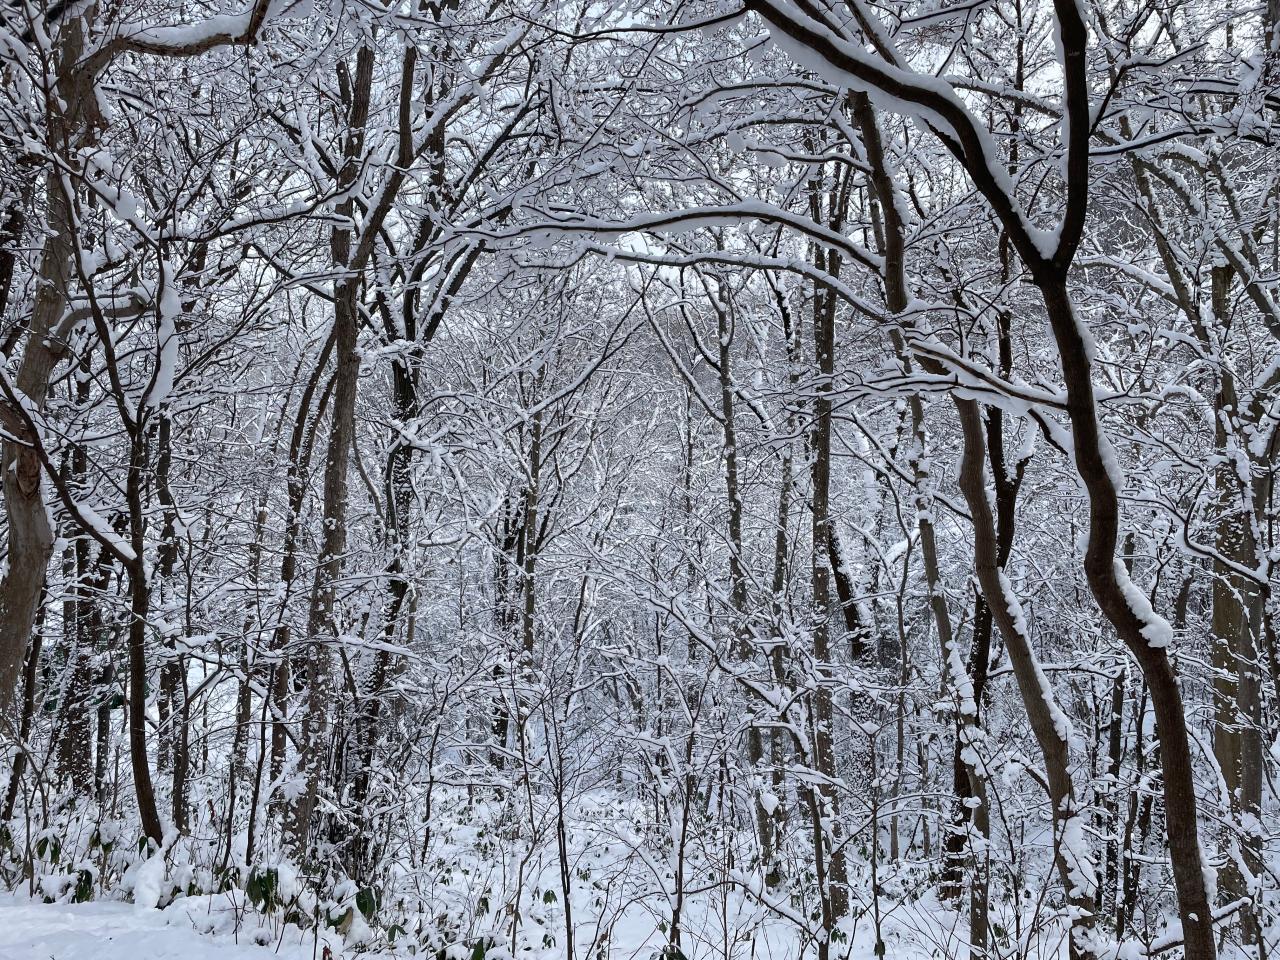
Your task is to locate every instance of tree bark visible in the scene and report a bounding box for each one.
[954,396,1098,960]
[807,168,852,939]
[290,43,375,852]
[0,14,95,713]
[1038,278,1214,960]
[2,603,45,821]
[1207,268,1263,941]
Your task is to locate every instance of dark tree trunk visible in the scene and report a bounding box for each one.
[3,604,45,821]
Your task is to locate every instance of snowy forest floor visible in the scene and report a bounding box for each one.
[0,883,983,960]
[3,778,1267,960]
[0,893,335,960]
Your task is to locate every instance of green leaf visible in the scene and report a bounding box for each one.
[36,836,61,864]
[355,885,380,918]
[73,869,94,903]
[247,866,280,911]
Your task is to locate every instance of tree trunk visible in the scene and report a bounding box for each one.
[954,396,1098,960]
[2,604,45,821]
[1038,277,1215,960]
[1208,269,1263,942]
[290,43,375,852]
[57,530,94,793]
[851,90,990,951]
[0,16,94,711]
[156,413,189,832]
[809,235,851,934]
[710,279,776,877]
[126,425,165,844]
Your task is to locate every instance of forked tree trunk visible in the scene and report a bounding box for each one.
[751,2,1221,951]
[268,337,336,804]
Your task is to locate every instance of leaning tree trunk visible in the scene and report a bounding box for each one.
[0,15,98,713]
[954,395,1099,960]
[851,92,990,954]
[747,3,1220,952]
[1039,276,1215,960]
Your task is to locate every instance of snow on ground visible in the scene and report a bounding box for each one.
[0,894,334,960]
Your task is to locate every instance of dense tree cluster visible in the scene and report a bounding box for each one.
[1,1,1278,958]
